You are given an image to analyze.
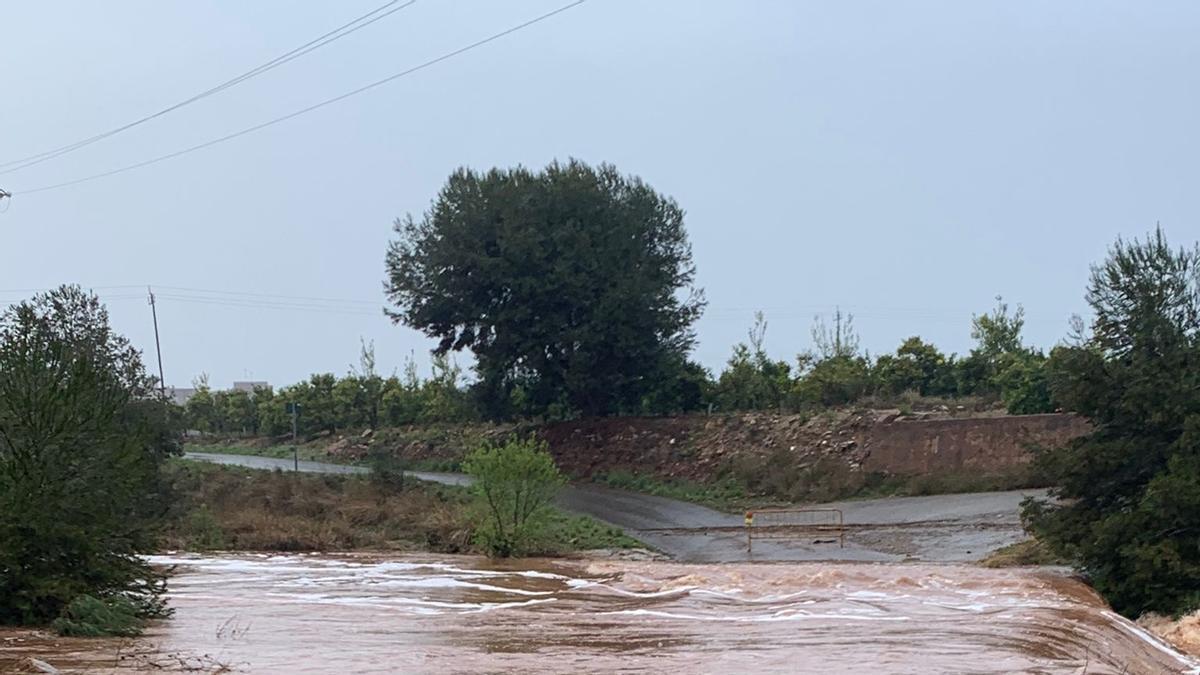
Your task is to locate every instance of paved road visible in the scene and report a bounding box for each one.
[183,452,1043,563]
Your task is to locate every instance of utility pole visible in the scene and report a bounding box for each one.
[147,286,166,397]
[287,402,302,471]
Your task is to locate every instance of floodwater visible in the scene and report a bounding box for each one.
[4,553,1198,675]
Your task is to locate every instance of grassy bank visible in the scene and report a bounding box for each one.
[594,464,1043,513]
[979,539,1068,568]
[162,460,638,555]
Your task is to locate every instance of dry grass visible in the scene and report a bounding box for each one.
[1138,611,1200,658]
[160,461,640,555]
[160,461,473,553]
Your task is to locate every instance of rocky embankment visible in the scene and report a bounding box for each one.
[248,408,1089,486]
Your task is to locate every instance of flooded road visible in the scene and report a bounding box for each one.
[5,553,1197,674]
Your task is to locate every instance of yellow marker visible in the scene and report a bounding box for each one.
[744,511,754,527]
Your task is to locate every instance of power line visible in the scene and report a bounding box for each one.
[155,285,380,306]
[14,0,589,196]
[153,293,382,317]
[0,0,418,176]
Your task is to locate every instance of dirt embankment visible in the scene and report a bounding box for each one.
[298,409,1090,486]
[539,410,1090,482]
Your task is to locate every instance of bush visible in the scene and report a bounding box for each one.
[51,595,144,637]
[462,437,565,556]
[367,445,407,493]
[0,286,177,627]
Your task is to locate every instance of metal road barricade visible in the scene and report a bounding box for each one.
[744,508,845,552]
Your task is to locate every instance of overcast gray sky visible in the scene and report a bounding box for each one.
[2,1,1197,388]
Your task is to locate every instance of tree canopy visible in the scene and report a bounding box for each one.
[1024,228,1200,617]
[384,160,704,418]
[0,286,178,626]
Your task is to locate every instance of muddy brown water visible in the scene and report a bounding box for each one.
[3,553,1197,674]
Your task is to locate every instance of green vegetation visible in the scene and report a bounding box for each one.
[711,300,1055,416]
[734,456,1039,506]
[980,539,1068,568]
[50,595,145,638]
[1024,228,1200,619]
[0,286,177,632]
[594,471,750,511]
[385,160,706,419]
[179,293,1059,436]
[462,438,567,557]
[176,162,1072,436]
[598,462,1039,512]
[184,342,474,437]
[541,511,642,553]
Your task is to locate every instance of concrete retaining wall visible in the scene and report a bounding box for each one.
[860,413,1091,475]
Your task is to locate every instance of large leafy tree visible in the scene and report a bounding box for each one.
[1024,228,1200,617]
[0,286,179,626]
[385,160,705,418]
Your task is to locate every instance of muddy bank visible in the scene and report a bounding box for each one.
[3,553,1196,674]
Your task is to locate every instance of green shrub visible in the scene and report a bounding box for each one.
[182,505,227,549]
[51,595,145,637]
[367,445,407,492]
[462,437,565,557]
[596,470,748,511]
[0,286,177,627]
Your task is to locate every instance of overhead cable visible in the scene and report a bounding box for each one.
[15,0,587,196]
[0,0,418,175]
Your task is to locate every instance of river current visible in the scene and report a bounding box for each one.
[3,553,1197,674]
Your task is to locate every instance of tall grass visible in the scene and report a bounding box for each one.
[161,460,639,555]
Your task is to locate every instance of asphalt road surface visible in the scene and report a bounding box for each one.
[183,452,1044,563]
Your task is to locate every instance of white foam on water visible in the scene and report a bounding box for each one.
[353,576,557,596]
[467,598,558,614]
[568,582,697,599]
[1102,610,1200,669]
[599,608,911,623]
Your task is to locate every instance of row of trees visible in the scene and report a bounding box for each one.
[184,343,474,436]
[186,299,1054,436]
[712,300,1054,415]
